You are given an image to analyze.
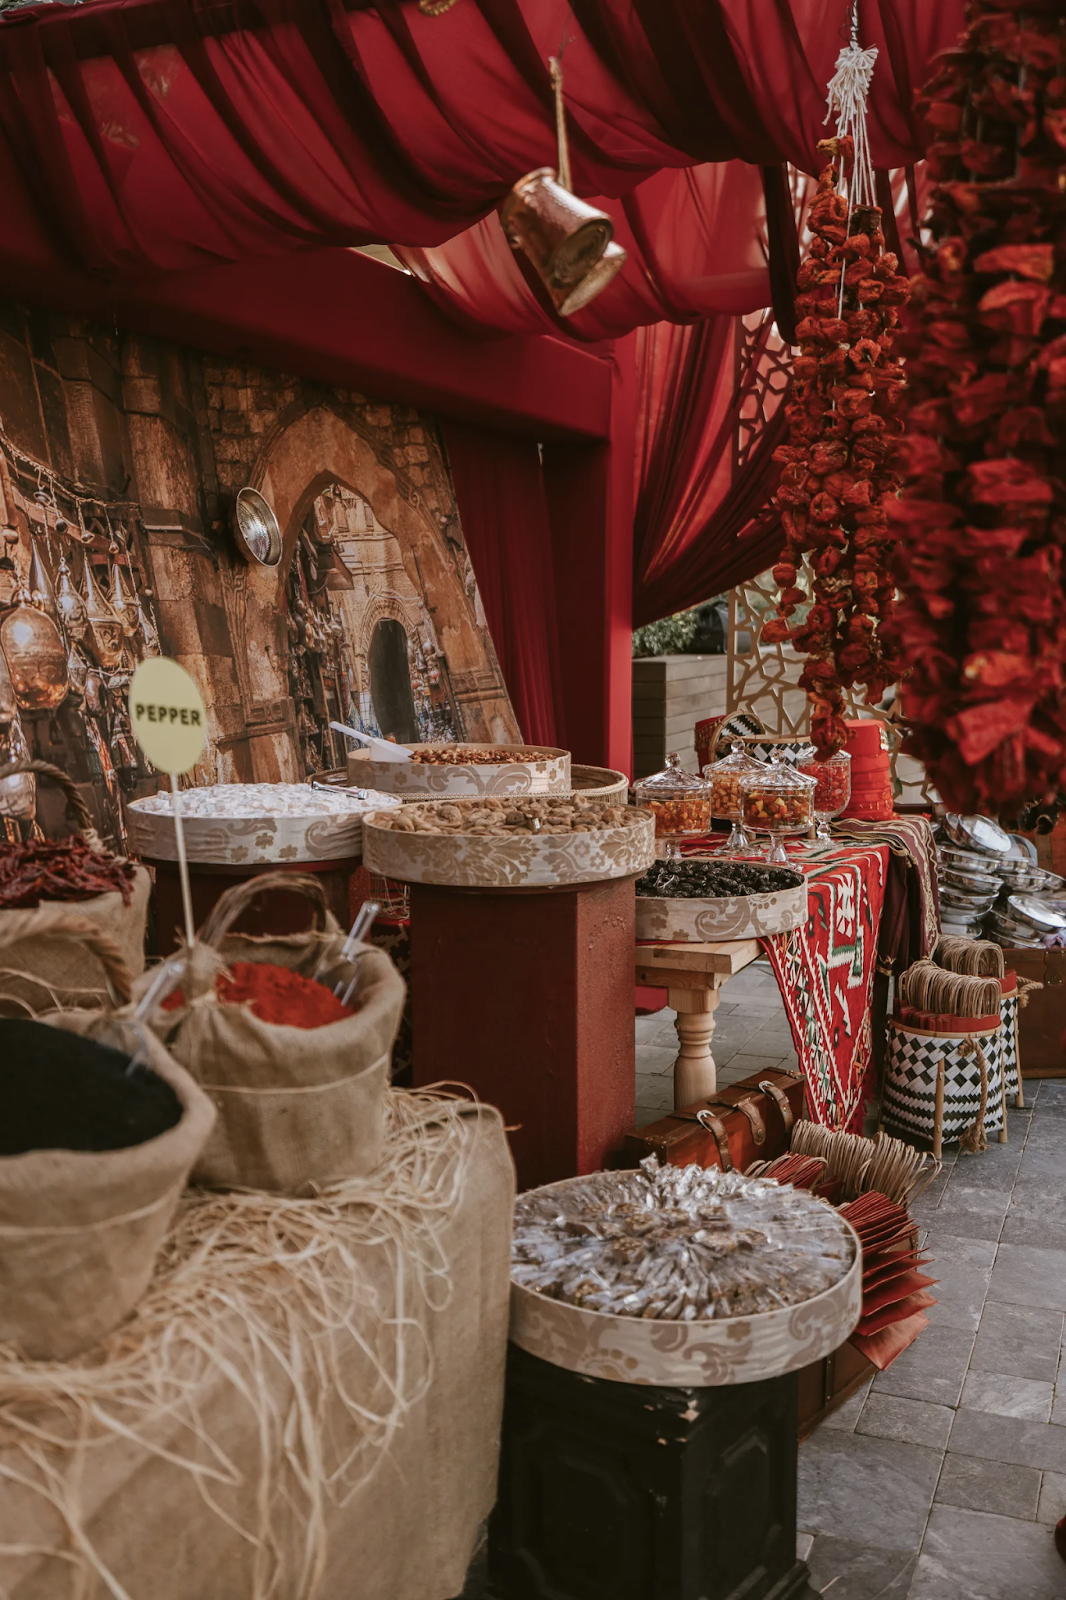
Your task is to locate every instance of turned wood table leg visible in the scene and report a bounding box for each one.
[669,986,721,1111]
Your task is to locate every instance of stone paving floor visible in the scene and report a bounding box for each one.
[462,966,1066,1598]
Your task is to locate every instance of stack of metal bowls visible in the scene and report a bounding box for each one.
[936,814,1066,947]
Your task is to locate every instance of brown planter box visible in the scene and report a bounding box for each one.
[1003,948,1066,1078]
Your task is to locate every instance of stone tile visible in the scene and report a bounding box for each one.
[1036,1469,1066,1525]
[796,1531,814,1562]
[873,1325,975,1408]
[908,1505,1066,1599]
[634,1045,677,1078]
[943,1143,1025,1190]
[819,1379,872,1432]
[804,1535,915,1600]
[935,1453,1041,1520]
[959,1371,1054,1423]
[1051,1394,1066,1427]
[970,1302,1064,1383]
[926,1186,1011,1242]
[918,1234,997,1333]
[1000,1190,1066,1254]
[856,1392,954,1451]
[988,1244,1066,1313]
[948,1407,1066,1473]
[796,1431,943,1551]
[634,1105,663,1130]
[713,1053,791,1080]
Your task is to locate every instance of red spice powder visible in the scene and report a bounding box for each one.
[162,961,357,1028]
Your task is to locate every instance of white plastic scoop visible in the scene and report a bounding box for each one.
[330,721,412,762]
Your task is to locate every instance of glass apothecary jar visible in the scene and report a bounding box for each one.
[740,753,816,864]
[796,747,851,844]
[631,752,712,859]
[702,741,767,857]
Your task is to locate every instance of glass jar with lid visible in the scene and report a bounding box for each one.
[631,752,712,859]
[796,747,851,845]
[739,752,816,864]
[702,741,767,857]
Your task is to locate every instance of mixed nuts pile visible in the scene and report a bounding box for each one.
[369,798,643,836]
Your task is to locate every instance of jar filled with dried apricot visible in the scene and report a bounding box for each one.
[740,753,816,864]
[702,741,768,858]
[631,753,712,859]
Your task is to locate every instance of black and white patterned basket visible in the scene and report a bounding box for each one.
[1001,982,1020,1104]
[883,1019,1004,1150]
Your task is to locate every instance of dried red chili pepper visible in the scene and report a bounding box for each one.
[883,0,1066,815]
[0,836,136,910]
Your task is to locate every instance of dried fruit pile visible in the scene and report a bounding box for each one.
[883,2,1066,813]
[765,134,911,758]
[0,835,136,909]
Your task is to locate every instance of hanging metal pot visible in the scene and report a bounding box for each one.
[552,239,628,316]
[109,550,140,638]
[0,644,33,818]
[0,580,69,711]
[501,168,615,291]
[28,532,59,621]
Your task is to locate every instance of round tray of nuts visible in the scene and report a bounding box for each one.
[346,744,570,799]
[362,798,656,888]
[634,857,807,941]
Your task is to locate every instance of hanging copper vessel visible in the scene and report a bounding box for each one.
[134,591,161,657]
[0,580,69,711]
[81,556,125,668]
[55,556,89,642]
[109,551,140,638]
[501,168,615,290]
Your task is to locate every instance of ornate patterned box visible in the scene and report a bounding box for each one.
[362,806,656,888]
[635,879,808,942]
[509,1222,862,1388]
[128,791,400,864]
[346,744,570,798]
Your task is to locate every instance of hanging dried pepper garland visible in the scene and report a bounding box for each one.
[763,30,912,759]
[882,1,1066,814]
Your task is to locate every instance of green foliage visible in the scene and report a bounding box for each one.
[632,608,700,659]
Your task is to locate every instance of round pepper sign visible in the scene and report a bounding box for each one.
[128,657,208,775]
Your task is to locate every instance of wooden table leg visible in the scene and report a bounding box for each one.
[669,986,721,1110]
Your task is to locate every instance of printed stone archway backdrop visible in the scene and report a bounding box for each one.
[0,308,518,845]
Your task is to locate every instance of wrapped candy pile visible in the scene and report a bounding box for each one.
[765,134,911,757]
[884,1,1066,812]
[511,1158,855,1322]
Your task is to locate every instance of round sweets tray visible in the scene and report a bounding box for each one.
[510,1218,862,1388]
[127,786,401,865]
[346,744,570,799]
[361,802,656,888]
[635,878,808,942]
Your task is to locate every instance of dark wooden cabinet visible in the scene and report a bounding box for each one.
[489,1346,818,1600]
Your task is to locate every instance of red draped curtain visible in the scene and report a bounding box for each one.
[633,311,790,626]
[443,420,565,747]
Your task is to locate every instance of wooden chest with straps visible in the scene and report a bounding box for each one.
[619,1067,806,1174]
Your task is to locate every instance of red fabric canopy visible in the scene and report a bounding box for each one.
[0,0,963,293]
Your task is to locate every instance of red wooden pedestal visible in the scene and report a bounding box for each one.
[410,877,637,1191]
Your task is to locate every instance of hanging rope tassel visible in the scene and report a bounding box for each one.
[823,20,879,212]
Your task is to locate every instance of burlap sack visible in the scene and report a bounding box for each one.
[0,923,216,1361]
[0,759,150,1018]
[155,872,407,1194]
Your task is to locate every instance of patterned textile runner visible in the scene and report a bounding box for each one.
[675,837,890,1132]
[760,843,889,1133]
[830,815,940,971]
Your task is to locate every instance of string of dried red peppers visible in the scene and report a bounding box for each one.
[881,2,1066,814]
[764,136,911,759]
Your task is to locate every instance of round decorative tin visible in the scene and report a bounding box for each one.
[509,1223,862,1387]
[570,764,628,801]
[346,744,570,799]
[635,879,807,942]
[128,788,400,864]
[362,806,655,888]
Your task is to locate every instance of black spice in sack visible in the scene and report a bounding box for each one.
[0,1019,182,1155]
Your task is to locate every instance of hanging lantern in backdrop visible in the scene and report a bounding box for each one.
[0,578,69,711]
[501,57,626,316]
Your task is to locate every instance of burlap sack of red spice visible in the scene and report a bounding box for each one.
[148,873,406,1195]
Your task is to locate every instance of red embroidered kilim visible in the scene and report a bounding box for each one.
[761,844,889,1133]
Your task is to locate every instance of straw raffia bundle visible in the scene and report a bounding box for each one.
[0,1090,498,1600]
[789,1122,941,1209]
